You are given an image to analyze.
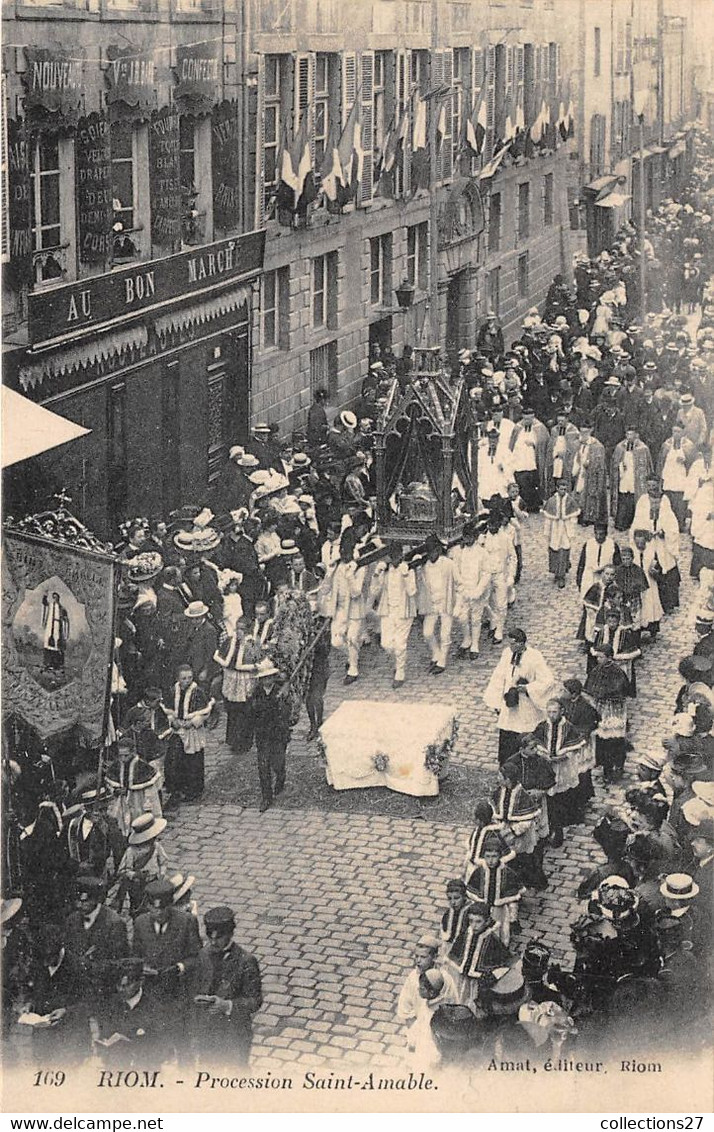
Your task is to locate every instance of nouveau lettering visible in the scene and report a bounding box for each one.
[32,59,82,92]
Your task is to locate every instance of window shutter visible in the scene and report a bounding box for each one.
[295,52,315,159]
[486,45,496,157]
[1,76,9,264]
[396,48,411,195]
[441,49,453,181]
[359,51,374,206]
[516,45,524,124]
[254,62,265,229]
[472,47,485,105]
[342,50,357,127]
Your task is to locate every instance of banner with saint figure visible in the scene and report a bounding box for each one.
[2,530,117,743]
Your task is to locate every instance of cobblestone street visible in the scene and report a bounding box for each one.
[162,516,697,1071]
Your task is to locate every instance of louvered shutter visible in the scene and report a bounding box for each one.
[254,62,265,229]
[343,50,357,126]
[515,45,524,127]
[441,49,453,180]
[486,45,496,158]
[1,75,9,264]
[524,43,535,128]
[396,48,411,196]
[359,51,374,205]
[294,52,315,159]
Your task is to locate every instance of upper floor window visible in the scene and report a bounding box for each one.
[111,120,139,262]
[314,54,330,169]
[30,136,63,284]
[373,51,388,181]
[516,182,530,243]
[594,27,601,77]
[543,173,554,227]
[312,251,338,329]
[488,191,502,253]
[263,54,283,212]
[406,222,428,291]
[370,233,392,306]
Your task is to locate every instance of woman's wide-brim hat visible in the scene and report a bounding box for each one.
[126,551,164,583]
[128,813,167,845]
[173,527,222,553]
[340,411,358,430]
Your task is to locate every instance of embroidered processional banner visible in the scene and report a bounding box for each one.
[2,530,117,743]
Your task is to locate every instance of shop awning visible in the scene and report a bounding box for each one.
[153,284,251,339]
[2,386,90,468]
[595,192,631,209]
[19,323,149,393]
[583,175,618,195]
[668,140,686,159]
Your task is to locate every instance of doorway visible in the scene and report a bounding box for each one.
[446,270,466,361]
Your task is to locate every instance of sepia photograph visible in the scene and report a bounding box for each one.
[1,0,713,1117]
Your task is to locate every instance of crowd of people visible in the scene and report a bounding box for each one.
[2,136,714,1075]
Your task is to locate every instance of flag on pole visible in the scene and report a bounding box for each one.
[275,123,298,225]
[294,114,317,211]
[411,91,429,192]
[436,102,447,149]
[320,123,343,213]
[465,93,487,156]
[504,91,516,144]
[478,140,510,181]
[335,98,360,206]
[375,109,408,198]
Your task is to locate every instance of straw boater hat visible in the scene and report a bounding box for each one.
[252,422,271,436]
[280,539,299,556]
[340,410,357,430]
[170,873,196,904]
[659,873,699,901]
[237,454,260,469]
[291,453,311,469]
[229,445,245,461]
[173,527,222,553]
[128,812,167,846]
[184,600,210,619]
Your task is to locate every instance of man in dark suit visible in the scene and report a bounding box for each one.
[219,518,265,619]
[29,923,89,1063]
[93,958,173,1068]
[190,906,262,1066]
[65,876,128,988]
[132,878,201,988]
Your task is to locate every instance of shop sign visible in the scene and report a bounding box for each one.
[212,100,241,232]
[28,229,265,344]
[76,113,113,264]
[6,119,33,287]
[23,47,84,115]
[105,45,156,108]
[174,41,221,102]
[149,105,182,252]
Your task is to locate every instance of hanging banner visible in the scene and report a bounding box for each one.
[23,47,84,116]
[149,105,182,252]
[2,530,117,744]
[105,45,157,115]
[6,118,33,288]
[212,100,241,231]
[76,113,113,265]
[174,41,221,108]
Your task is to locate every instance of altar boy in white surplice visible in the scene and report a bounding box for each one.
[375,542,418,688]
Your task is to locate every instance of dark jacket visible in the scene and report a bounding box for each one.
[65,904,129,975]
[132,908,202,975]
[190,943,263,1062]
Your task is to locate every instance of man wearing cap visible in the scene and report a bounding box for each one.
[28,922,88,1063]
[416,534,456,674]
[483,628,557,764]
[164,664,215,804]
[476,311,505,360]
[93,958,170,1068]
[245,422,279,470]
[677,392,707,448]
[65,876,128,985]
[132,878,201,1017]
[656,422,696,530]
[252,662,292,812]
[191,906,262,1065]
[610,427,653,531]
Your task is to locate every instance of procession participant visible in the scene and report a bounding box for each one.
[483,628,557,764]
[218,516,264,620]
[501,736,555,850]
[213,617,259,755]
[176,602,218,697]
[686,446,714,579]
[164,664,215,804]
[465,829,524,946]
[374,542,418,688]
[447,902,512,1007]
[611,427,653,531]
[593,377,626,463]
[657,423,696,530]
[463,800,498,876]
[132,878,201,1029]
[249,600,275,652]
[92,958,170,1069]
[104,740,162,833]
[191,906,263,1067]
[478,429,514,505]
[170,873,199,923]
[440,881,475,952]
[323,532,366,686]
[571,421,609,525]
[481,509,517,644]
[64,787,122,880]
[590,609,641,694]
[307,388,329,448]
[561,677,599,817]
[584,643,633,784]
[64,876,128,987]
[305,615,331,742]
[452,521,490,659]
[112,813,169,917]
[542,479,580,588]
[417,534,456,674]
[546,409,580,492]
[252,661,292,813]
[630,530,665,639]
[676,392,708,448]
[576,523,620,605]
[27,923,88,1064]
[123,686,173,770]
[491,762,546,890]
[509,408,547,512]
[532,699,586,846]
[631,476,681,613]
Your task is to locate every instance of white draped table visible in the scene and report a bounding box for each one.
[320,700,456,797]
